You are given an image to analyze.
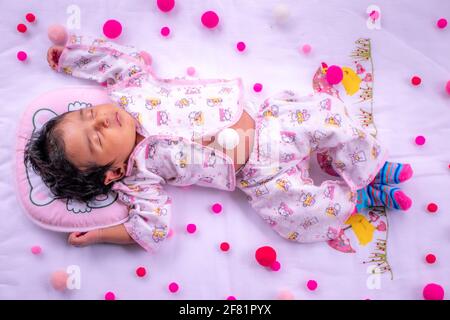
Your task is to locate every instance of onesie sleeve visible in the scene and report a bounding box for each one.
[111,170,171,253]
[56,33,149,86]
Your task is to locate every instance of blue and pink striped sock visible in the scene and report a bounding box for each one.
[373,161,413,185]
[356,183,412,211]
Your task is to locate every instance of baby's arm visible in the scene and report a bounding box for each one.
[68,224,134,247]
[47,33,149,85]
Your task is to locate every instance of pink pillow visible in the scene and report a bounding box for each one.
[15,87,129,232]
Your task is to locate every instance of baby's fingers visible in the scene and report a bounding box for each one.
[68,232,88,247]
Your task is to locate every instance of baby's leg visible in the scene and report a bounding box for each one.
[372,161,413,185]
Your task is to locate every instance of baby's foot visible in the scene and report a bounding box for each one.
[373,161,413,185]
[369,184,412,211]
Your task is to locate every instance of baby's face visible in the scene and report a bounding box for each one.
[58,103,138,180]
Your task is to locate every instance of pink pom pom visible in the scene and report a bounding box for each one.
[17,51,27,61]
[226,295,236,300]
[201,11,219,29]
[369,10,380,20]
[50,270,68,291]
[253,83,263,92]
[302,44,312,54]
[423,283,445,300]
[103,19,122,39]
[47,24,68,45]
[326,65,343,85]
[445,80,450,95]
[211,203,222,214]
[186,66,196,76]
[168,282,179,293]
[236,42,246,52]
[157,0,175,12]
[31,246,42,255]
[277,290,294,300]
[186,223,197,234]
[415,135,426,146]
[270,261,281,271]
[105,291,116,300]
[255,246,277,267]
[160,26,170,37]
[437,18,447,29]
[26,13,36,23]
[307,280,318,291]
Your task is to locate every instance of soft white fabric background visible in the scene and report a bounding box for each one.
[0,0,449,299]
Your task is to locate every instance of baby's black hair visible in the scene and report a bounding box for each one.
[24,113,114,203]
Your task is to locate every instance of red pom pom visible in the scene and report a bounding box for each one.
[411,76,421,86]
[17,23,27,33]
[220,242,230,252]
[255,246,276,267]
[136,267,147,277]
[427,203,438,213]
[26,13,36,23]
[425,254,436,264]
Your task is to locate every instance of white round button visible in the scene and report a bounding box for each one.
[217,128,240,150]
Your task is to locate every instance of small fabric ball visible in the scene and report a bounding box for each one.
[425,254,436,264]
[26,13,36,23]
[226,295,236,300]
[253,83,263,92]
[445,80,450,95]
[17,23,27,33]
[17,51,27,61]
[302,44,312,54]
[437,18,448,29]
[31,246,42,255]
[104,291,116,300]
[136,267,147,277]
[186,223,197,234]
[270,261,281,271]
[277,290,294,300]
[160,26,170,37]
[201,11,219,29]
[423,283,444,300]
[157,0,175,12]
[411,76,421,86]
[255,246,277,267]
[186,66,196,76]
[212,203,222,214]
[217,128,240,149]
[415,135,426,145]
[236,41,246,52]
[47,24,68,45]
[103,19,122,39]
[326,65,343,85]
[307,280,318,291]
[220,242,230,252]
[427,203,438,213]
[50,270,68,291]
[369,10,380,20]
[169,282,179,293]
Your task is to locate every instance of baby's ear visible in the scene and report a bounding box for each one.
[104,165,126,185]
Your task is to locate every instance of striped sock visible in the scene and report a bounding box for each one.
[373,161,413,185]
[356,184,412,211]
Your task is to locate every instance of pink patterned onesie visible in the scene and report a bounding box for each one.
[57,33,388,251]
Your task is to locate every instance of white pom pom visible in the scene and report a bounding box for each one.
[217,128,240,150]
[273,3,290,24]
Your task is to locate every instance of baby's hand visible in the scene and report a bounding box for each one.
[68,230,102,247]
[47,45,64,70]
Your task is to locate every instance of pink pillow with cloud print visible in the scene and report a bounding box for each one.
[15,87,129,232]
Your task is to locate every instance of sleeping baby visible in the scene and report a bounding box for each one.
[24,33,413,252]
